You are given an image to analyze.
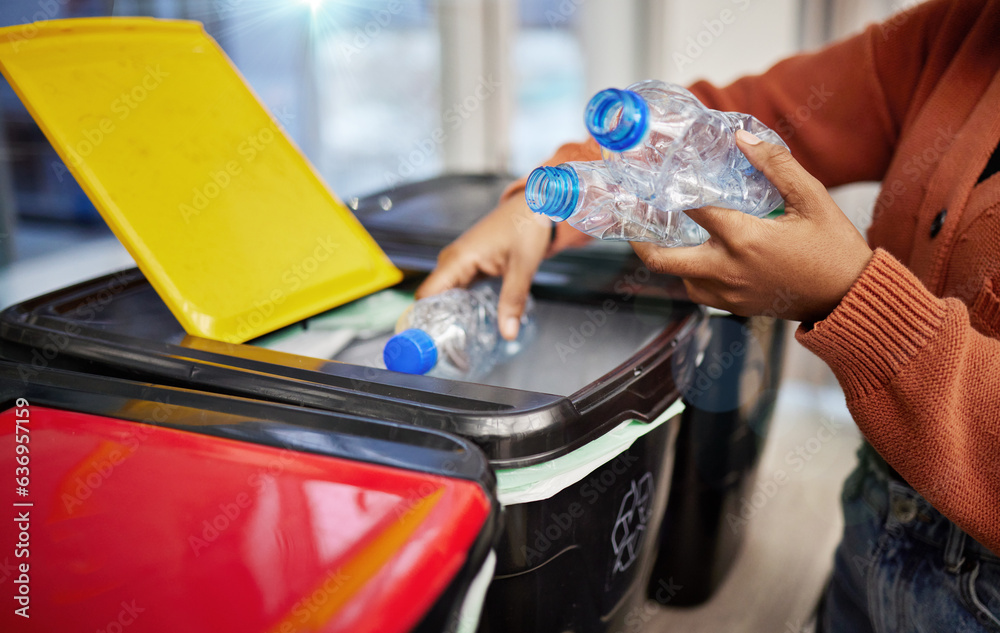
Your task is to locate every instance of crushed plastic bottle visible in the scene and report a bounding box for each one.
[584,79,787,218]
[383,281,535,380]
[525,160,707,246]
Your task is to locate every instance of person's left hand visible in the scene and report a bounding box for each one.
[631,130,874,323]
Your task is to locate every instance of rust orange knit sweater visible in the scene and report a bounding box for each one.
[506,0,1000,554]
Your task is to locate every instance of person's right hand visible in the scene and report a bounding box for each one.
[416,194,551,341]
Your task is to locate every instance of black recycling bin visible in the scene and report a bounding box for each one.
[0,262,700,633]
[649,312,786,606]
[307,175,784,607]
[0,360,500,633]
[0,174,784,626]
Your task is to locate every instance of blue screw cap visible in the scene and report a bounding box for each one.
[384,328,438,375]
[585,88,649,152]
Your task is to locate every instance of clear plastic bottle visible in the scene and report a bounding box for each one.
[383,281,535,380]
[584,79,787,218]
[525,161,707,246]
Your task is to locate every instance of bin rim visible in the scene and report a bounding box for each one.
[0,253,707,468]
[0,360,496,490]
[0,266,705,468]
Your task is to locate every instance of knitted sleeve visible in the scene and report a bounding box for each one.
[797,249,1000,555]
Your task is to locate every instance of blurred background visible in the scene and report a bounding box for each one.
[0,0,905,279]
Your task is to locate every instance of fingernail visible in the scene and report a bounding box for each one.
[737,129,762,145]
[502,317,519,340]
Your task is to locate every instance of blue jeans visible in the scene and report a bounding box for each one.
[818,448,1000,633]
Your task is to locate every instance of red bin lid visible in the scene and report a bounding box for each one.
[1,404,491,633]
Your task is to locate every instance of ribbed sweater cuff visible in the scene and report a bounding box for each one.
[796,248,948,397]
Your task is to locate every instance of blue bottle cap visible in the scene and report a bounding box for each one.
[384,328,438,375]
[525,165,580,221]
[585,88,649,152]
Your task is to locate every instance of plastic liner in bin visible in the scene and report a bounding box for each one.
[0,360,499,633]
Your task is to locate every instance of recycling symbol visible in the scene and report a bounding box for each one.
[611,472,654,575]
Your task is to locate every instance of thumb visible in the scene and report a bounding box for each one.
[735,129,826,215]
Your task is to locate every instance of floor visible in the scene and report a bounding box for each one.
[0,223,865,633]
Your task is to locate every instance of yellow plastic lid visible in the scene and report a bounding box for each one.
[0,18,402,343]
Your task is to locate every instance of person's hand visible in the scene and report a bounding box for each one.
[631,130,874,323]
[416,194,551,340]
